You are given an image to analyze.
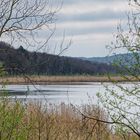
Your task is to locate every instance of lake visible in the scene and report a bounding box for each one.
[0,82,138,105]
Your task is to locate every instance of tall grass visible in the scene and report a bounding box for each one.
[0,97,138,140]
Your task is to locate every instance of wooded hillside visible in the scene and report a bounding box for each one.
[0,42,116,75]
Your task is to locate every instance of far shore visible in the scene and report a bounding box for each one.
[0,75,139,85]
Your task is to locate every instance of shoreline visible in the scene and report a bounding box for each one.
[0,75,138,85]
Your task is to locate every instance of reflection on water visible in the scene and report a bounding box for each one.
[0,82,138,105]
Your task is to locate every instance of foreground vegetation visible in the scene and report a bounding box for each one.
[0,97,138,140]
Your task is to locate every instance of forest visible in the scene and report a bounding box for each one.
[0,41,116,75]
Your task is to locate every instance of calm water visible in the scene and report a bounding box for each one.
[0,82,138,105]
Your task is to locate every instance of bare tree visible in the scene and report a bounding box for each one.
[0,0,60,50]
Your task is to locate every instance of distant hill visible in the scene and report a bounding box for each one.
[79,53,140,65]
[0,42,116,75]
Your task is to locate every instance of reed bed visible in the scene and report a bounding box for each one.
[0,75,137,84]
[0,97,138,140]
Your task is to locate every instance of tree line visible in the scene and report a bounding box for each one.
[0,41,116,75]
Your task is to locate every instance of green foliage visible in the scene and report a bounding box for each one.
[0,63,6,77]
[0,99,112,140]
[98,0,140,138]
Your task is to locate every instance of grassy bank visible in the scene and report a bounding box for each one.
[0,75,138,85]
[0,98,138,140]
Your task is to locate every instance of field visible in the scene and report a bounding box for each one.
[0,75,137,84]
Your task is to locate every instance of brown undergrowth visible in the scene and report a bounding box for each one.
[0,98,138,140]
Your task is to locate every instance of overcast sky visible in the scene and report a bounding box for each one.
[1,0,130,57]
[50,0,129,57]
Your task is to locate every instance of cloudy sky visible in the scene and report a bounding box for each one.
[1,0,130,57]
[50,0,129,57]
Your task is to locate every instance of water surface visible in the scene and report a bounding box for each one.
[0,82,138,105]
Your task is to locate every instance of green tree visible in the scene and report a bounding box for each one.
[79,0,140,139]
[97,0,140,138]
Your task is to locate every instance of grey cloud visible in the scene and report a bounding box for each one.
[57,9,126,23]
[38,23,117,39]
[56,26,116,36]
[62,0,124,5]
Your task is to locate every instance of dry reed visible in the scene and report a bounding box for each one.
[0,97,138,140]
